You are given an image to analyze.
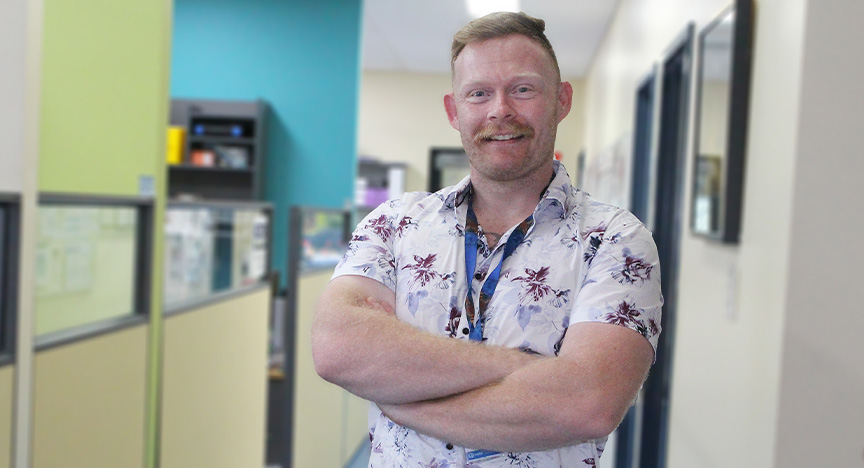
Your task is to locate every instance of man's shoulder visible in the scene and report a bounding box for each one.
[566,189,648,239]
[399,189,447,206]
[360,190,453,234]
[390,190,451,216]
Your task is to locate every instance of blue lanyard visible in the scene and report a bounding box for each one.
[463,197,533,341]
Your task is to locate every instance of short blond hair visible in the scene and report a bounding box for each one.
[451,11,560,80]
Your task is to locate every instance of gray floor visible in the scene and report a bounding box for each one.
[345,442,370,468]
[266,443,369,468]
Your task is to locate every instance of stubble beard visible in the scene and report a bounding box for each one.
[463,122,558,183]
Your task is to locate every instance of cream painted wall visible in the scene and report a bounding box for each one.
[583,1,809,467]
[160,288,270,468]
[0,0,26,192]
[292,269,367,467]
[0,2,26,463]
[775,0,864,466]
[357,71,460,193]
[7,0,43,464]
[357,71,586,193]
[32,326,148,468]
[557,78,586,181]
[0,367,11,468]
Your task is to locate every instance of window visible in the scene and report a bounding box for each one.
[34,197,152,344]
[164,202,271,309]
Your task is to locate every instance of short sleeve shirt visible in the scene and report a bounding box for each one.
[332,161,663,468]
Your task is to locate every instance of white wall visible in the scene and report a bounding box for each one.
[357,71,460,192]
[776,0,864,466]
[585,0,864,467]
[0,0,27,192]
[357,71,586,193]
[1,1,43,465]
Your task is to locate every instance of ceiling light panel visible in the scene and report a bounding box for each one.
[467,0,521,18]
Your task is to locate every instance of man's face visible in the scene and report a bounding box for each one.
[445,34,572,184]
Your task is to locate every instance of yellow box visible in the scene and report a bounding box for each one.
[166,126,186,165]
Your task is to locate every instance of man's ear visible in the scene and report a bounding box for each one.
[444,93,460,130]
[556,81,573,123]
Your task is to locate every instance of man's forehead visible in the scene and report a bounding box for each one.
[452,35,557,85]
[456,34,548,61]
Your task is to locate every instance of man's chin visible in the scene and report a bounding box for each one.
[471,162,535,183]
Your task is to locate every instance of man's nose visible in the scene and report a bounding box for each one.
[488,94,515,120]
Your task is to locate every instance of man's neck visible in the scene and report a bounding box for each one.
[469,164,554,237]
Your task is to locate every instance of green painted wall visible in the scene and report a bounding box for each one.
[35,1,172,468]
[39,0,169,196]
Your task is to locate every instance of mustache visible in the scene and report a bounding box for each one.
[473,123,535,144]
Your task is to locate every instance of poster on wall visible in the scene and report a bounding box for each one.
[583,132,633,209]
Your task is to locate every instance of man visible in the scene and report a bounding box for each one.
[312,11,662,468]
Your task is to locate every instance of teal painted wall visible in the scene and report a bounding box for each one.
[171,0,362,284]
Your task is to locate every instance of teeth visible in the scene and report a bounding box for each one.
[490,134,517,141]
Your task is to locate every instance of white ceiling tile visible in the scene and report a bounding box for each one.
[362,0,621,78]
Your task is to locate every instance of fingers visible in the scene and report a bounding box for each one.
[378,299,396,316]
[365,297,397,316]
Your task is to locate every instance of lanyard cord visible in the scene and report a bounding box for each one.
[463,195,534,341]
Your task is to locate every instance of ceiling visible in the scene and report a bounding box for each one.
[361,0,621,78]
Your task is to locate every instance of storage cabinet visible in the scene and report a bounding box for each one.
[169,99,268,201]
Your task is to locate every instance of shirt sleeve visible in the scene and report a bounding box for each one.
[331,200,401,292]
[570,211,664,354]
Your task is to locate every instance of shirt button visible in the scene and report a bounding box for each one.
[446,443,454,450]
[462,328,469,335]
[474,273,483,280]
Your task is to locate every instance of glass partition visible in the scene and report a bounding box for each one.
[289,206,350,275]
[34,199,152,339]
[164,202,271,310]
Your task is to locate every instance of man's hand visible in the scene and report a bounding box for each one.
[311,274,540,404]
[376,322,654,452]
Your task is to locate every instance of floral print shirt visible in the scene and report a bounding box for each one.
[332,161,663,468]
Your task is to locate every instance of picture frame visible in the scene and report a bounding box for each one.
[690,0,754,243]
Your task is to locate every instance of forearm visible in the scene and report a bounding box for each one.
[379,358,609,451]
[311,276,540,404]
[379,323,653,452]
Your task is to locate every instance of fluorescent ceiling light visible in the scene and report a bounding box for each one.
[467,0,521,19]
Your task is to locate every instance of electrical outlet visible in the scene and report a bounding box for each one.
[725,265,738,320]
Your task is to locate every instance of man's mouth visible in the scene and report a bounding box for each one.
[474,125,534,144]
[488,134,523,141]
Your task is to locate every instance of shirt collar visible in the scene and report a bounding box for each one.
[440,173,473,211]
[537,160,574,219]
[438,160,574,218]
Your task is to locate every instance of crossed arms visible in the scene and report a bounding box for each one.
[311,274,654,452]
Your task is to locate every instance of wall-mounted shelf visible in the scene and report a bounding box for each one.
[169,99,268,201]
[170,165,255,174]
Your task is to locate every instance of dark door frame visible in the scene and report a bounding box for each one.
[615,64,659,468]
[637,23,695,468]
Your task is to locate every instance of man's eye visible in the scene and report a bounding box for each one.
[469,90,487,98]
[516,86,531,93]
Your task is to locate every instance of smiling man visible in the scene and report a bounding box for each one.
[312,12,663,468]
